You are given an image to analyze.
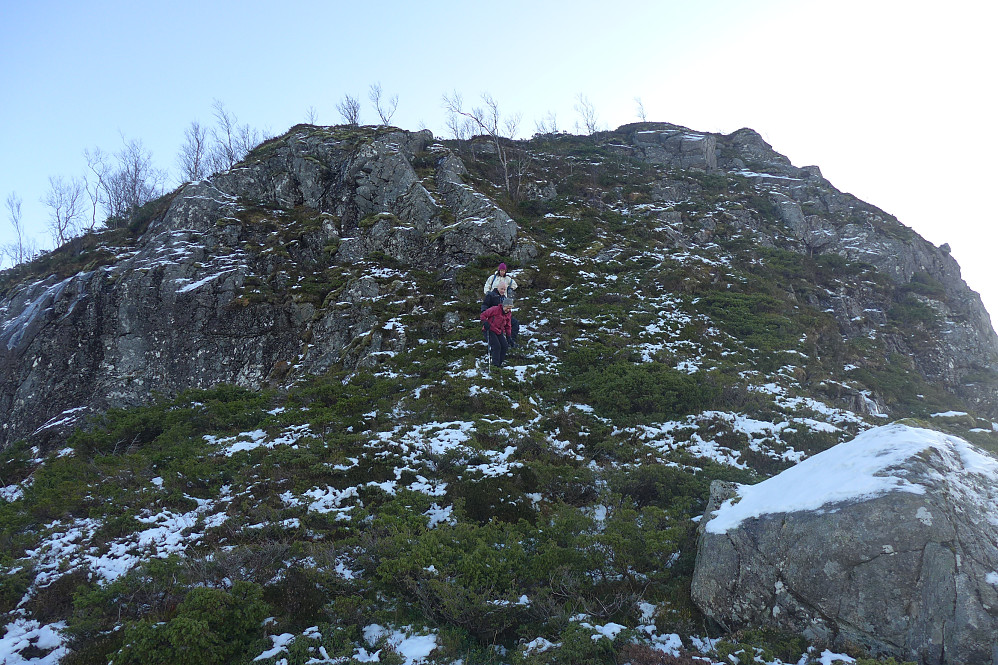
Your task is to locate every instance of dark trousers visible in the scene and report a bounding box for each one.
[483,317,519,345]
[487,330,509,367]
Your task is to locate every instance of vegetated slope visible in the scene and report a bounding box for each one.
[0,122,995,665]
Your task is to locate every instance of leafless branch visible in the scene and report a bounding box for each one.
[442,91,525,197]
[208,99,260,172]
[178,120,209,183]
[575,93,600,135]
[2,192,36,266]
[535,111,559,135]
[42,175,85,246]
[368,83,398,125]
[336,94,361,125]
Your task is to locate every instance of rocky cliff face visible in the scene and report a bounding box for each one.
[0,126,528,447]
[1,122,996,449]
[626,124,998,412]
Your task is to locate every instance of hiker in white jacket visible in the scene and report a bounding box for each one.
[483,262,517,295]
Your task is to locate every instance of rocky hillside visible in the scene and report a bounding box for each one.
[0,122,996,664]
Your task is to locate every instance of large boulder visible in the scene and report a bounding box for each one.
[692,424,998,665]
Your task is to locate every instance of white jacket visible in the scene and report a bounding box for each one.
[484,272,517,294]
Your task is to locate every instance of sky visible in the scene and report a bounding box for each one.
[1,0,996,325]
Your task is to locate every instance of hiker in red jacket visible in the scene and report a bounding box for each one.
[480,281,519,347]
[480,299,513,368]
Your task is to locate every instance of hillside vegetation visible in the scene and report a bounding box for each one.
[1,123,995,664]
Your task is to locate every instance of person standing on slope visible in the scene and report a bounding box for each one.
[481,281,519,347]
[480,299,514,368]
[483,262,517,295]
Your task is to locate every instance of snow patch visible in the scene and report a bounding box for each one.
[361,625,437,664]
[706,424,996,534]
[0,619,68,664]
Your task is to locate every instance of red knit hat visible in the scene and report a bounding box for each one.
[498,262,507,272]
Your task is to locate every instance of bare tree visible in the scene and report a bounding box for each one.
[83,147,111,233]
[368,83,398,126]
[503,110,522,140]
[236,123,262,155]
[535,111,559,135]
[85,138,166,229]
[2,192,36,267]
[575,93,600,135]
[305,106,318,124]
[210,99,239,170]
[336,94,361,125]
[109,137,166,225]
[635,96,647,122]
[42,176,85,246]
[209,99,260,172]
[178,120,210,183]
[445,95,473,141]
[442,91,523,198]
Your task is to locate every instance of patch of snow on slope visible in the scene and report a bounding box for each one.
[0,619,68,664]
[362,624,438,664]
[26,496,232,586]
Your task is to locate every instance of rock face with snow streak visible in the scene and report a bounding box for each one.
[623,122,998,415]
[1,119,997,450]
[0,126,523,447]
[692,424,998,665]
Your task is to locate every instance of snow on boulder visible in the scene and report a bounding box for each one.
[691,423,998,665]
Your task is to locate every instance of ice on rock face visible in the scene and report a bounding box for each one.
[1,274,79,350]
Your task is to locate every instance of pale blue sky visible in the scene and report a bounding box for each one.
[2,0,996,323]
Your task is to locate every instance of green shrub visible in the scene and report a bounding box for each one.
[888,293,939,328]
[744,194,780,222]
[447,472,537,525]
[814,253,870,279]
[713,628,808,664]
[512,622,617,665]
[560,217,595,250]
[371,517,531,641]
[263,566,329,628]
[570,362,720,423]
[525,462,598,506]
[69,385,272,457]
[68,557,191,643]
[608,464,709,513]
[699,291,798,354]
[903,271,946,299]
[112,581,270,665]
[0,565,32,614]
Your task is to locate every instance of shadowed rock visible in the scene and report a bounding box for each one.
[692,424,998,665]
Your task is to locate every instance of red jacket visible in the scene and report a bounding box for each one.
[480,305,512,336]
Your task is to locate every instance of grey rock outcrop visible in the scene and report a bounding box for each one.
[692,424,998,665]
[719,137,998,413]
[164,127,518,268]
[629,124,718,170]
[622,121,998,415]
[2,119,997,450]
[0,126,523,448]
